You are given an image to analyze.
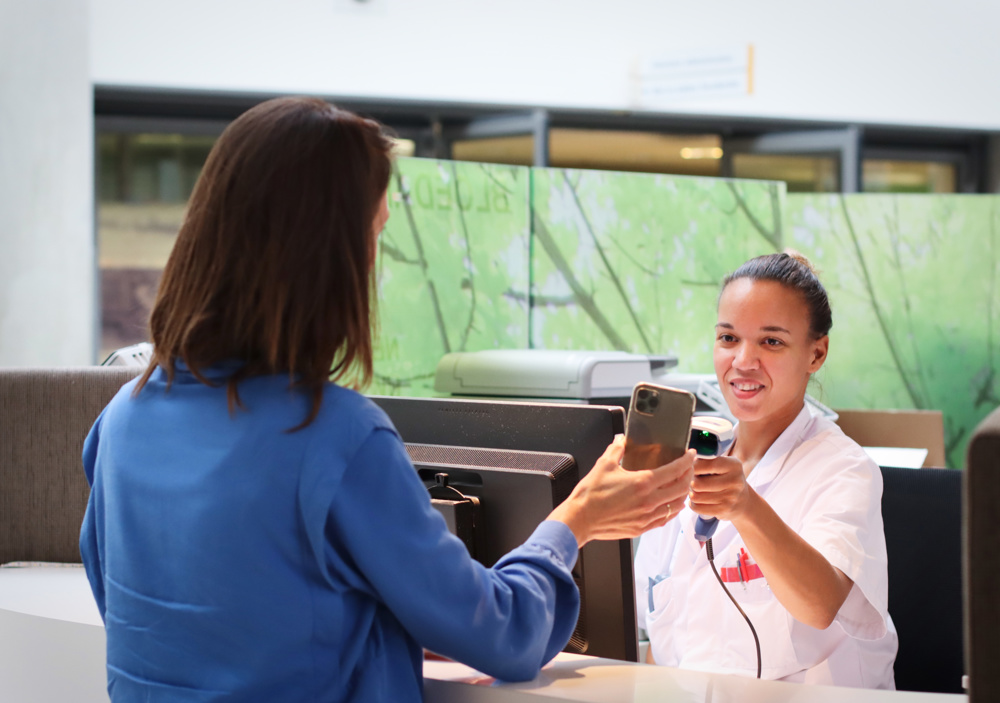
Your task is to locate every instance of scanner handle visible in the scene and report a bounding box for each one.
[694,515,719,543]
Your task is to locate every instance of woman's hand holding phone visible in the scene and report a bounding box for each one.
[549,383,701,548]
[547,438,696,548]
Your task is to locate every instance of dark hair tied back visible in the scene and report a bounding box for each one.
[722,250,832,339]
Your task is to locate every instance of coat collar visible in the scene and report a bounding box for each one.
[742,403,814,492]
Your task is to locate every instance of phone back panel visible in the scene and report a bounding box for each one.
[621,383,695,471]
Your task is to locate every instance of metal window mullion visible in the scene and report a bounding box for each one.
[722,126,862,192]
[840,126,861,193]
[532,109,550,167]
[446,109,551,166]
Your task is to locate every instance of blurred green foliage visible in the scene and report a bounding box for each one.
[371,159,530,396]
[786,194,1000,468]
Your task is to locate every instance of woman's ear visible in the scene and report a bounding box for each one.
[809,335,829,373]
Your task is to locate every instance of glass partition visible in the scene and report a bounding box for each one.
[97,132,215,361]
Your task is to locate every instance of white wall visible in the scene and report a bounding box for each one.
[0,0,94,366]
[90,0,1000,130]
[1,0,994,366]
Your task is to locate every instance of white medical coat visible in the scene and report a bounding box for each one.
[634,405,898,688]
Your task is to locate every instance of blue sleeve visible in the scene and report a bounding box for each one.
[79,409,107,620]
[325,428,580,682]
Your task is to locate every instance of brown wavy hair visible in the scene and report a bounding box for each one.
[135,97,394,429]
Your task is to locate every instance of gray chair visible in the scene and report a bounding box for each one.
[881,466,963,693]
[0,366,139,564]
[965,406,1000,703]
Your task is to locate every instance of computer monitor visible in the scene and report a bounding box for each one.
[407,442,579,569]
[370,395,638,662]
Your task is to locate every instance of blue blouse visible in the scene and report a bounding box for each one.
[80,364,580,702]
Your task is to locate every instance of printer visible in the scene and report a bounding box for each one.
[433,349,678,407]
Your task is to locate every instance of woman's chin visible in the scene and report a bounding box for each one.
[723,394,764,422]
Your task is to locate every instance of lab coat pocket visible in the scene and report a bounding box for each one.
[728,573,774,604]
[644,576,687,666]
[720,549,772,605]
[646,576,676,622]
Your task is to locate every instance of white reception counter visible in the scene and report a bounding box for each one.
[0,565,966,703]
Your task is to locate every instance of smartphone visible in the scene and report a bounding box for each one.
[621,382,696,471]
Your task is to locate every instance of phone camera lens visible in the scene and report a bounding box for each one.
[648,395,659,409]
[636,400,648,413]
[638,389,650,400]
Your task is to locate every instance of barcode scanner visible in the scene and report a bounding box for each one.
[688,416,735,543]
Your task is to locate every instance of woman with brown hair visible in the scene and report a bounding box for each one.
[79,96,695,702]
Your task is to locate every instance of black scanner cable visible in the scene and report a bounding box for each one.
[705,537,762,679]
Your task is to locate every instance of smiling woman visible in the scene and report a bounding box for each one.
[634,251,899,689]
